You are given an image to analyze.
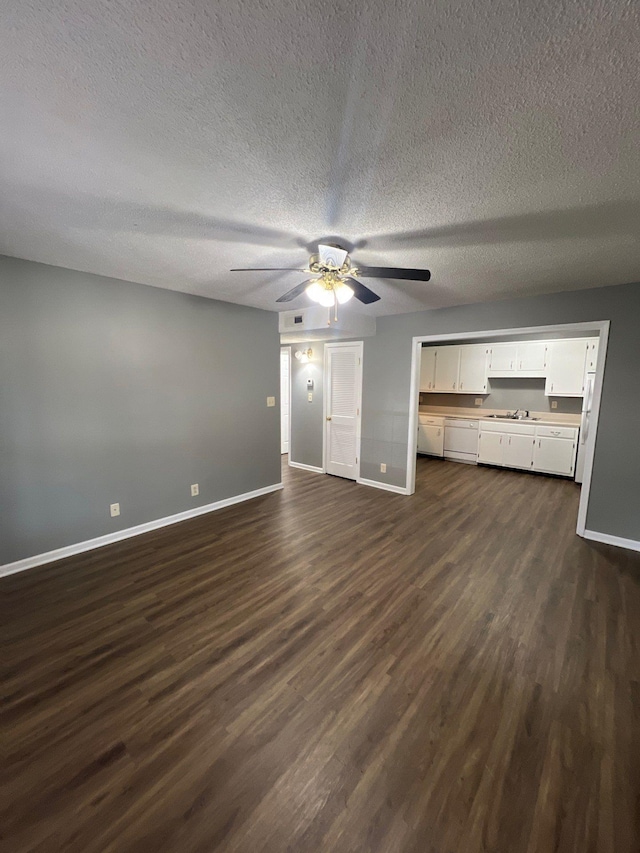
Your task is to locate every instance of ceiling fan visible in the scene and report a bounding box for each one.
[231,244,431,320]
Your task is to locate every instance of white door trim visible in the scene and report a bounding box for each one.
[406,320,610,541]
[323,341,363,480]
[280,346,291,455]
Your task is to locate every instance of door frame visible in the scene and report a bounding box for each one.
[323,341,363,480]
[280,346,291,455]
[406,320,610,538]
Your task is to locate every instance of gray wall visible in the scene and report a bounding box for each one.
[289,345,324,469]
[360,281,640,540]
[421,379,583,415]
[0,256,281,565]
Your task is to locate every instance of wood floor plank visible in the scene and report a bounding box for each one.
[2,457,640,852]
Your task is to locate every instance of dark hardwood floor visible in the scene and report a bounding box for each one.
[2,457,640,852]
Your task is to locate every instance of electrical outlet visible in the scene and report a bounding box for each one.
[267,396,276,407]
[191,483,199,497]
[475,398,483,406]
[307,392,313,402]
[380,463,387,473]
[110,503,120,517]
[551,400,558,409]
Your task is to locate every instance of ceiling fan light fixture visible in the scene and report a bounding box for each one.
[317,288,336,308]
[335,282,354,304]
[305,280,325,303]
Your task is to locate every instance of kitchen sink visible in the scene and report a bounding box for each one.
[485,414,540,420]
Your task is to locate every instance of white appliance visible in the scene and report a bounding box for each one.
[417,415,444,456]
[444,419,479,464]
[575,372,594,483]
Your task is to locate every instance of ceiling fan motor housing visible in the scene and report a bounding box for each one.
[318,244,349,270]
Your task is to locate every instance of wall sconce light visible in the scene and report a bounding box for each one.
[294,348,313,364]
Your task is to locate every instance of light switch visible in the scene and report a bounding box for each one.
[110,503,120,517]
[267,396,276,407]
[551,400,558,409]
[191,483,199,497]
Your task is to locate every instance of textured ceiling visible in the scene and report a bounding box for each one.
[1,0,639,316]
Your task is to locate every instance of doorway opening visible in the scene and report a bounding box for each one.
[280,346,290,456]
[406,321,610,538]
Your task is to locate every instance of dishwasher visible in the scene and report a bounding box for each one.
[444,419,479,464]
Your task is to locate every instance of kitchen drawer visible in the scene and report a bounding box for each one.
[480,421,536,436]
[419,416,444,426]
[536,425,578,439]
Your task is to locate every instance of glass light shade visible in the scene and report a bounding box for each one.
[335,282,354,304]
[318,288,336,307]
[305,280,324,303]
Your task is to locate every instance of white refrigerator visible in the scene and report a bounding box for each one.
[575,373,594,484]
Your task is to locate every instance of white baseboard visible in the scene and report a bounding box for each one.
[0,482,284,578]
[582,529,640,553]
[288,461,324,474]
[357,477,411,496]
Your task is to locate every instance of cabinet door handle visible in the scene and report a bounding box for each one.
[500,436,503,444]
[453,383,456,390]
[509,436,511,444]
[510,361,513,369]
[551,383,554,392]
[326,416,332,421]
[460,382,463,390]
[519,361,522,369]
[539,439,541,448]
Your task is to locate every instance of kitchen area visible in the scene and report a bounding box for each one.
[417,335,599,482]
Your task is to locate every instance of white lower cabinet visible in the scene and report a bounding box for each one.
[417,417,444,456]
[477,431,505,465]
[478,422,578,477]
[533,427,577,476]
[503,433,535,470]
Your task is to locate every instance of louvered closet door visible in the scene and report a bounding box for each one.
[325,343,362,479]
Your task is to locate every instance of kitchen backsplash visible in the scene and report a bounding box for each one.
[420,378,582,414]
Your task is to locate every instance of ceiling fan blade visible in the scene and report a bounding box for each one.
[230,268,307,272]
[275,279,315,303]
[345,278,381,304]
[357,266,431,282]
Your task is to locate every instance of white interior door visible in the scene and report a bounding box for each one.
[280,348,290,455]
[324,343,362,480]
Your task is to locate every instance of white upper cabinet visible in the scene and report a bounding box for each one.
[545,340,589,397]
[488,343,517,373]
[421,336,595,396]
[489,341,546,376]
[585,338,599,373]
[434,346,461,392]
[517,342,547,372]
[458,345,488,394]
[419,347,437,391]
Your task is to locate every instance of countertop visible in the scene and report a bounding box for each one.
[419,407,581,428]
